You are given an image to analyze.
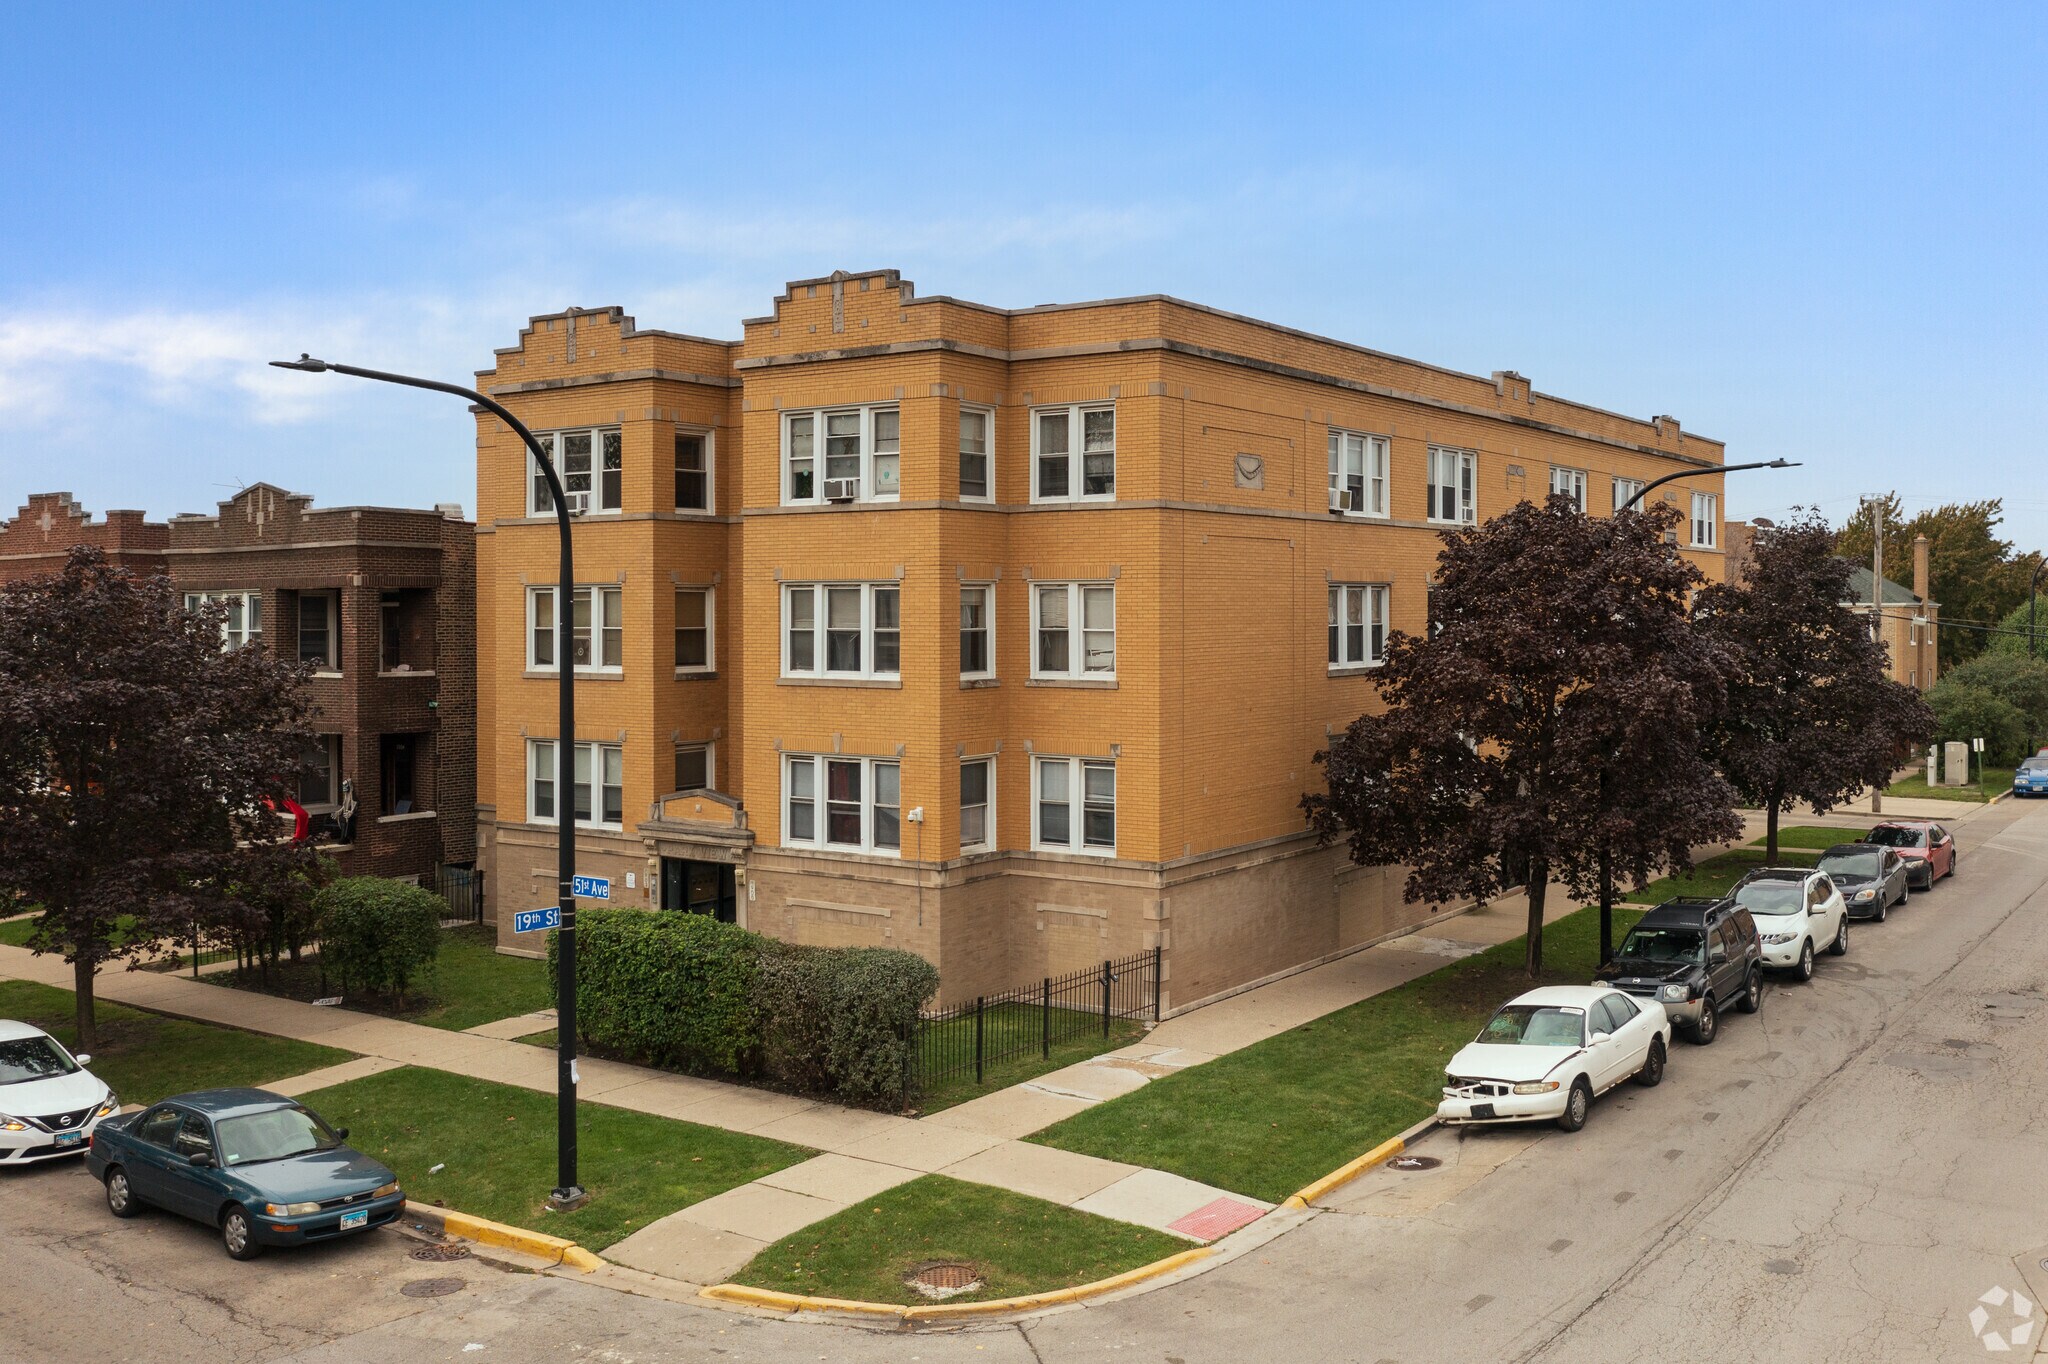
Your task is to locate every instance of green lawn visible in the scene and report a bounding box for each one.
[734,1174,1187,1304]
[1620,847,1818,904]
[1027,902,1643,1205]
[1886,767,2016,803]
[299,1066,811,1251]
[914,1011,1149,1115]
[211,925,550,1031]
[0,916,36,947]
[0,980,353,1106]
[1750,824,1868,851]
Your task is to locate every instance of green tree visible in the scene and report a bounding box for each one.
[1987,592,2048,660]
[1937,654,2048,735]
[1925,682,2029,768]
[1837,496,2041,671]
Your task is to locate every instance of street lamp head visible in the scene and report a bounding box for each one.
[1765,458,1799,469]
[268,354,331,373]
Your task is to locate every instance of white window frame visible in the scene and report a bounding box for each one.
[673,741,713,794]
[1427,446,1478,525]
[781,753,902,856]
[185,590,262,650]
[1031,582,1116,680]
[781,404,901,505]
[1327,428,1390,517]
[1329,583,1390,669]
[1691,492,1720,549]
[674,587,714,674]
[781,582,901,680]
[674,428,714,514]
[960,583,995,680]
[1033,756,1116,855]
[959,406,994,502]
[960,756,995,853]
[295,590,339,671]
[526,585,623,674]
[1031,403,1116,503]
[1549,466,1588,512]
[526,739,623,830]
[529,427,623,516]
[1613,476,1646,513]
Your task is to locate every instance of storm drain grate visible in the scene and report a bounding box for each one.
[905,1261,984,1300]
[401,1277,467,1298]
[1389,1155,1442,1171]
[411,1243,473,1262]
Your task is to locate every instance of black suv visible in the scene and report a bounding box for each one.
[1593,897,1764,1045]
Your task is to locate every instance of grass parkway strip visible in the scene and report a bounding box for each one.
[206,924,552,1032]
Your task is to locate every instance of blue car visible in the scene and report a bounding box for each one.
[2015,757,2048,798]
[85,1088,402,1260]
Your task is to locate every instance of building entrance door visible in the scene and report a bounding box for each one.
[660,857,737,922]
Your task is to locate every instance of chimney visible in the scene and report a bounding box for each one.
[1913,534,1930,603]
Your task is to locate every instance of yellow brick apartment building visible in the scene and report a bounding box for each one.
[474,271,1729,1011]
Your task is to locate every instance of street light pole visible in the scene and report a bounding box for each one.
[1615,458,1801,513]
[270,355,586,1210]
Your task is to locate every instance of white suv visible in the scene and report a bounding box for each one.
[1731,868,1847,982]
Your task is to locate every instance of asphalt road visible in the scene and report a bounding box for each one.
[7,797,2046,1364]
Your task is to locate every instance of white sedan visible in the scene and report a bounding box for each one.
[0,1019,119,1165]
[1438,986,1672,1131]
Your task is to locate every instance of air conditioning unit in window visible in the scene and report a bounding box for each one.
[823,477,860,503]
[564,491,590,516]
[1331,489,1357,514]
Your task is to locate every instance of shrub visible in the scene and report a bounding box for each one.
[1939,653,2048,735]
[314,876,442,997]
[1926,680,2030,767]
[758,943,939,1109]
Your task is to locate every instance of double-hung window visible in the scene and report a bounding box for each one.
[960,584,994,679]
[185,591,262,650]
[527,739,622,828]
[783,405,900,504]
[1613,476,1646,513]
[960,758,993,852]
[1691,492,1719,548]
[674,431,712,513]
[959,407,993,501]
[783,583,900,679]
[1427,447,1477,524]
[1033,583,1115,679]
[1033,404,1115,501]
[1034,757,1115,854]
[530,428,622,515]
[783,754,901,855]
[296,592,338,670]
[527,586,622,672]
[1327,429,1390,516]
[1329,584,1389,668]
[674,588,713,673]
[1549,466,1588,512]
[298,735,341,808]
[674,742,712,793]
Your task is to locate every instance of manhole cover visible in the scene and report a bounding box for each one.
[1389,1155,1442,1171]
[401,1277,467,1298]
[410,1243,472,1263]
[904,1261,984,1301]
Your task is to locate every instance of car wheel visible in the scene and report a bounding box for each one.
[1737,969,1763,1014]
[1948,853,1958,880]
[1796,940,1816,981]
[221,1204,264,1261]
[1556,1077,1592,1131]
[1900,879,1909,907]
[1875,894,1888,923]
[104,1167,141,1219]
[1635,1037,1667,1087]
[1690,998,1719,1045]
[1830,918,1849,957]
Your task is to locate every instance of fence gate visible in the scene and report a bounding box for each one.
[430,864,484,926]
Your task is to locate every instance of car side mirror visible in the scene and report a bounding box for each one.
[336,1127,350,1142]
[186,1153,214,1169]
[74,1053,92,1066]
[1591,1030,1611,1041]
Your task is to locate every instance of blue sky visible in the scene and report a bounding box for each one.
[2,3,2042,553]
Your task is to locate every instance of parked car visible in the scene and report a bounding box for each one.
[1731,868,1848,980]
[2014,756,2048,798]
[1817,842,1912,921]
[1438,986,1671,1132]
[1864,820,1957,889]
[86,1088,402,1259]
[1593,897,1763,1044]
[0,1020,120,1165]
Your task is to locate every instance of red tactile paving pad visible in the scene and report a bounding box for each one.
[1167,1197,1266,1241]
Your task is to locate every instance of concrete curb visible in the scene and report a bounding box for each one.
[403,1200,603,1273]
[1279,1113,1442,1209]
[701,1246,1215,1324]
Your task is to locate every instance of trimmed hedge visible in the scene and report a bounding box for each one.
[314,876,442,997]
[550,909,939,1111]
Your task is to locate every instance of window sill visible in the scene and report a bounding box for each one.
[1426,517,1477,528]
[779,498,903,510]
[525,820,626,833]
[1328,663,1385,676]
[1329,509,1391,521]
[378,668,436,678]
[308,670,344,680]
[672,507,716,518]
[1031,843,1118,858]
[524,670,625,681]
[675,668,718,681]
[779,842,903,860]
[778,676,903,689]
[376,810,438,825]
[1027,496,1118,506]
[1027,677,1118,689]
[960,676,1000,690]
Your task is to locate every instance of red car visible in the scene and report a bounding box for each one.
[1865,821,1957,890]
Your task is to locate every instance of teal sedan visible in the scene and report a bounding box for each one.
[85,1088,402,1260]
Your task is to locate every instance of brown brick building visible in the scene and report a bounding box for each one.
[474,271,1731,1011]
[0,486,477,884]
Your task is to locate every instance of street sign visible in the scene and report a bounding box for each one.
[514,906,561,935]
[572,874,611,901]
[1973,737,1985,753]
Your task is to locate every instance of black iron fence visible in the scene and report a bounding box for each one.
[914,946,1162,1094]
[430,864,485,926]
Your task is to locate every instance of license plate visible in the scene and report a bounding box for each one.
[339,1210,369,1230]
[1471,1103,1496,1119]
[53,1131,83,1147]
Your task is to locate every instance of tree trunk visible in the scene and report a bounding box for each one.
[1766,797,1782,864]
[1524,858,1548,977]
[72,955,97,1052]
[1598,845,1614,966]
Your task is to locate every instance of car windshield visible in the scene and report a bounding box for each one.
[0,1035,80,1085]
[1865,826,1925,849]
[1735,880,1806,915]
[2022,759,2048,772]
[1616,927,1704,964]
[1477,1005,1584,1047]
[216,1106,344,1167]
[1819,852,1882,880]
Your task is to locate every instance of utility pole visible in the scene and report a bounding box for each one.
[1869,498,1884,815]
